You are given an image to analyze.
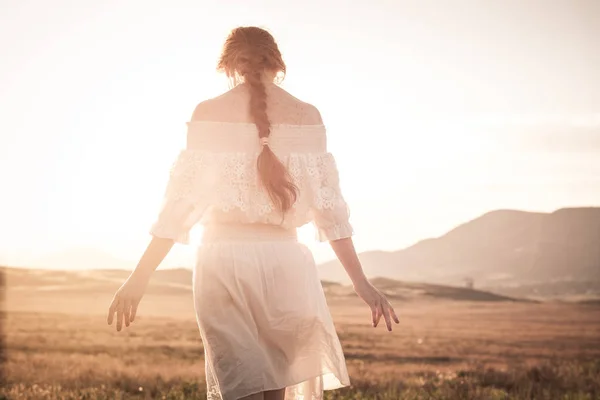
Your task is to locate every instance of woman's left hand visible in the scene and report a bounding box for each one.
[107,271,151,332]
[352,278,400,332]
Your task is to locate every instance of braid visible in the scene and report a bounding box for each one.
[244,70,298,213]
[246,71,269,139]
[217,26,297,213]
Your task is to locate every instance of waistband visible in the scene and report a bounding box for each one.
[201,223,298,243]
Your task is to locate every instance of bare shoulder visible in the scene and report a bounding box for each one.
[190,100,212,121]
[299,101,324,125]
[190,97,220,121]
[274,86,323,125]
[189,89,240,121]
[189,85,324,125]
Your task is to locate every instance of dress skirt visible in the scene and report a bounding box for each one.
[192,223,351,400]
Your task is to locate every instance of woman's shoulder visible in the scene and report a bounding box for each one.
[292,100,323,125]
[189,84,324,125]
[269,86,323,125]
[189,88,243,122]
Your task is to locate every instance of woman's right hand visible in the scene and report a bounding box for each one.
[107,271,151,332]
[352,279,400,332]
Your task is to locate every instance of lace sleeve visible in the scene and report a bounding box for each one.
[308,153,354,242]
[149,150,209,244]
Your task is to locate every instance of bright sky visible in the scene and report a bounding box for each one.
[1,0,599,269]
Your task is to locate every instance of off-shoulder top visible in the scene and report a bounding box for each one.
[149,121,353,244]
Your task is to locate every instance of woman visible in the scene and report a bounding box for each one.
[107,26,399,400]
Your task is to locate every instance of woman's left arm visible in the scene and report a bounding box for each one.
[107,236,174,332]
[109,109,207,332]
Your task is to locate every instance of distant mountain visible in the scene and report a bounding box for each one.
[317,207,600,297]
[24,246,193,271]
[323,277,523,302]
[2,266,194,296]
[30,247,134,270]
[2,267,523,303]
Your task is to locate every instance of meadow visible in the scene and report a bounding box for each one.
[1,268,600,399]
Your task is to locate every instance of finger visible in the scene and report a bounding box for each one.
[107,304,115,325]
[107,296,119,325]
[116,305,123,332]
[123,299,131,327]
[374,303,383,327]
[370,305,377,327]
[125,300,132,327]
[382,304,392,332]
[389,304,400,324]
[131,301,139,322]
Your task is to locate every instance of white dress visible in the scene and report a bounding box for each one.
[150,121,353,400]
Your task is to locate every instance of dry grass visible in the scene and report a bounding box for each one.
[2,288,600,399]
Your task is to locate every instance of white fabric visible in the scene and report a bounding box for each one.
[195,223,350,400]
[149,121,353,399]
[150,121,353,244]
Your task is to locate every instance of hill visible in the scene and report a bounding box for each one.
[29,247,133,270]
[323,276,521,302]
[317,207,600,298]
[1,266,521,303]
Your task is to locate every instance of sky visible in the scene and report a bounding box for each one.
[1,0,599,269]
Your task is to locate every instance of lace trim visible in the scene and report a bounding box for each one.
[315,221,354,242]
[150,217,190,244]
[159,149,348,218]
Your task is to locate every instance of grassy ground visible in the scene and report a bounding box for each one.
[2,295,600,399]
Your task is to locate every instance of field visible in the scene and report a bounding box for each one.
[1,268,600,399]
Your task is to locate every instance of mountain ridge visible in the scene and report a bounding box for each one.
[317,207,600,298]
[1,266,526,303]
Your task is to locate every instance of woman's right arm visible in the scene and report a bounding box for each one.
[107,236,174,332]
[129,236,175,282]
